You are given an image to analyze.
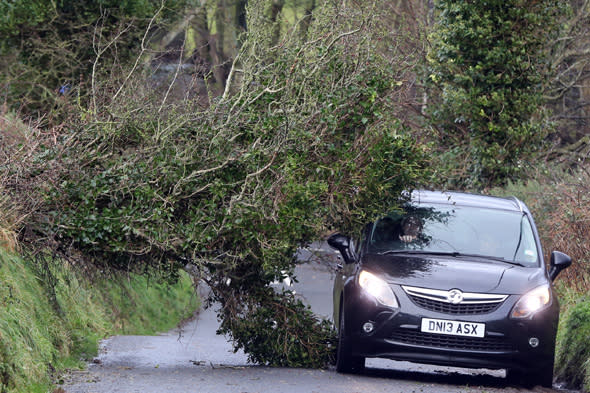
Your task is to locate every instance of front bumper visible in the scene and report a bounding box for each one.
[342,287,559,372]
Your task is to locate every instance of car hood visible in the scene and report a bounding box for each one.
[362,253,547,295]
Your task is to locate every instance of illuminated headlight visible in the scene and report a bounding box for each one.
[358,270,398,308]
[511,284,552,319]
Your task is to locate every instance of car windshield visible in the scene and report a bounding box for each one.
[368,204,540,266]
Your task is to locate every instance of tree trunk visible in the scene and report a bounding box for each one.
[211,0,229,89]
[235,0,248,33]
[299,0,315,41]
[191,2,212,66]
[269,0,285,46]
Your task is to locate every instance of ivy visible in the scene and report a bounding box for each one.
[425,0,566,188]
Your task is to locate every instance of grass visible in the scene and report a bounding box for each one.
[0,248,199,393]
[555,289,590,391]
[553,279,590,391]
[0,252,65,392]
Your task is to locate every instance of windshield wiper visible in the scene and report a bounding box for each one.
[453,253,528,266]
[378,250,460,257]
[377,250,527,266]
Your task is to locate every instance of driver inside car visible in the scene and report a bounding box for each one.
[399,215,422,243]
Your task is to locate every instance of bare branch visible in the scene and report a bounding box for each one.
[112,0,166,103]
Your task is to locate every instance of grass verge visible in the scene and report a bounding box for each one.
[554,286,590,391]
[0,248,199,393]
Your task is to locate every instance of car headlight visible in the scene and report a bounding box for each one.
[511,284,552,319]
[358,270,398,308]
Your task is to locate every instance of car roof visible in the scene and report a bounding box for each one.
[410,190,525,213]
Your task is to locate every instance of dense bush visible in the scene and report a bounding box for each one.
[425,0,566,188]
[547,190,590,292]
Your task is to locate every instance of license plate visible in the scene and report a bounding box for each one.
[421,318,485,338]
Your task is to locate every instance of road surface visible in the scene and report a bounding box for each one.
[62,245,576,393]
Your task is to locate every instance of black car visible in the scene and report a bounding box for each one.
[328,190,571,387]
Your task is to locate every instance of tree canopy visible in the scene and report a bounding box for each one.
[0,0,577,367]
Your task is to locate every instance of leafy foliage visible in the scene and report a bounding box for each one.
[8,0,429,367]
[425,0,566,188]
[216,286,336,367]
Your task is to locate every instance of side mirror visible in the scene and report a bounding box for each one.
[548,251,572,281]
[327,233,354,264]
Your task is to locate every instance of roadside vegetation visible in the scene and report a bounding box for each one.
[494,168,590,391]
[2,0,590,391]
[0,247,198,393]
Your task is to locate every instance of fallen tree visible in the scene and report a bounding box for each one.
[6,0,430,367]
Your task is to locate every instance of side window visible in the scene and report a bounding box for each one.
[348,237,358,261]
[515,216,539,265]
[356,223,373,259]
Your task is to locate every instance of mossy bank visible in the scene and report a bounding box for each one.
[0,249,199,393]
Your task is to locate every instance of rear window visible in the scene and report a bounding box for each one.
[368,204,540,266]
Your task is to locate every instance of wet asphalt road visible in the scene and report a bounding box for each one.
[62,246,576,393]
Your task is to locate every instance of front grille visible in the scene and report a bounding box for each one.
[402,286,507,315]
[408,295,501,314]
[391,329,514,352]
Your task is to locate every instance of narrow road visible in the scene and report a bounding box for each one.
[63,246,576,393]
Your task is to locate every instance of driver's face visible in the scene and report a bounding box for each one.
[403,218,421,236]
